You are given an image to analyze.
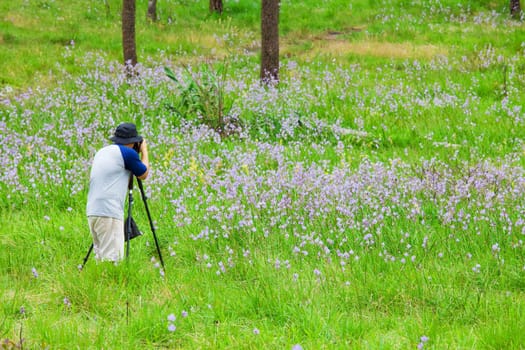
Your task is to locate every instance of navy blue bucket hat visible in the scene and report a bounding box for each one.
[110,123,143,144]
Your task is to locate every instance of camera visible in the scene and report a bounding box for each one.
[133,141,142,153]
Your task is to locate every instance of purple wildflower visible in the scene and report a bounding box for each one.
[63,297,71,308]
[417,335,429,349]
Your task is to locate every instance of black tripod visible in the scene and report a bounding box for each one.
[81,176,164,270]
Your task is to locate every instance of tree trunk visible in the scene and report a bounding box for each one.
[122,0,137,68]
[260,0,279,83]
[147,0,158,21]
[510,0,522,19]
[210,0,223,14]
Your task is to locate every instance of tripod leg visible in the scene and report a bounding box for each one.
[80,243,94,270]
[137,179,165,269]
[151,224,165,269]
[125,176,134,259]
[125,191,133,259]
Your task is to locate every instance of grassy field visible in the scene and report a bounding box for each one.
[2,0,525,349]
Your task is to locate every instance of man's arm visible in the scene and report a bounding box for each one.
[137,140,149,180]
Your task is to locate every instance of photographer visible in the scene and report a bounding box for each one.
[86,123,150,262]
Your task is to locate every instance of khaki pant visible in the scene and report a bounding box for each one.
[88,216,124,262]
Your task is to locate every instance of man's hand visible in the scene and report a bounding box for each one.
[139,139,148,154]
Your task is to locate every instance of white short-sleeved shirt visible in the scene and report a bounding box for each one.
[86,144,147,220]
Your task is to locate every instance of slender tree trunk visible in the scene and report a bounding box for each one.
[122,0,137,68]
[260,0,279,83]
[210,0,223,14]
[147,0,158,21]
[510,0,522,19]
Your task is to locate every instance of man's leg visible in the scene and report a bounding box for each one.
[88,216,124,262]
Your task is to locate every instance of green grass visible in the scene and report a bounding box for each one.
[2,0,525,348]
[4,204,525,348]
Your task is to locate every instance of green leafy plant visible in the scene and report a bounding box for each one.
[164,64,241,137]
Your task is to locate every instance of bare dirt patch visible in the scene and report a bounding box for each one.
[5,12,37,28]
[285,29,447,60]
[313,40,446,59]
